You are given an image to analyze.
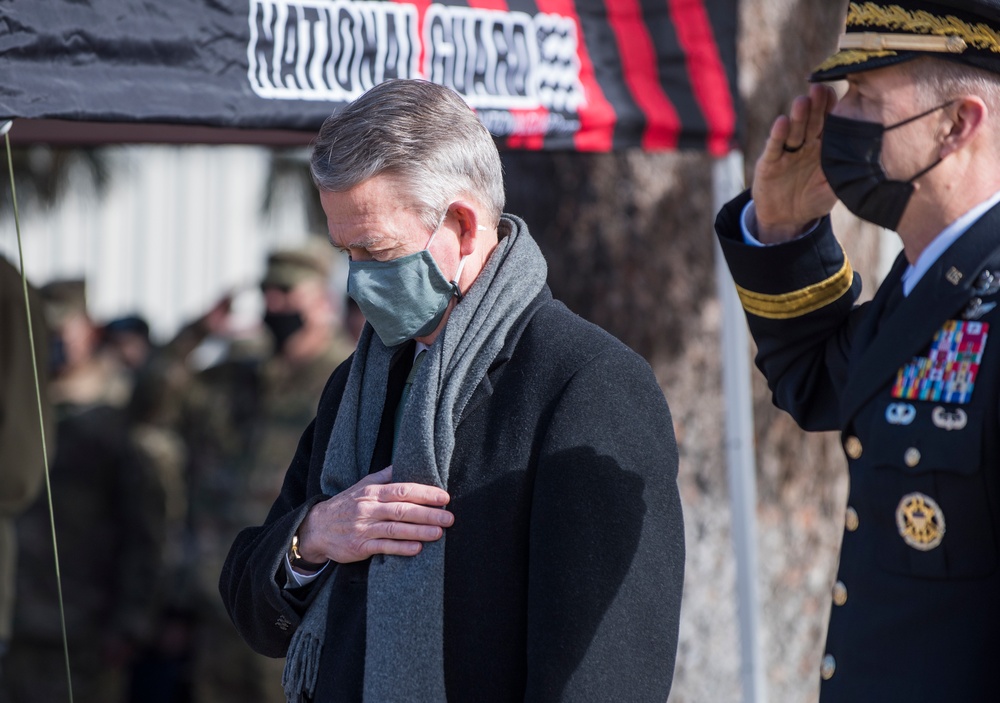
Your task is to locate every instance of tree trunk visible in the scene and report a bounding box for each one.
[502,2,889,700]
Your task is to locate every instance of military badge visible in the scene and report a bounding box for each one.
[973,270,1000,297]
[884,403,916,426]
[891,320,989,404]
[962,297,997,321]
[931,406,968,431]
[896,492,945,551]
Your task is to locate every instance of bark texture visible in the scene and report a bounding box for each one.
[502,2,893,700]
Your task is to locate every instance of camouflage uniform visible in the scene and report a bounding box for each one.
[0,281,165,703]
[0,257,53,680]
[186,245,353,703]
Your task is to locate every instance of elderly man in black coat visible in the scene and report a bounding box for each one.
[220,79,684,703]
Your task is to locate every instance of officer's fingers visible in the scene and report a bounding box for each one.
[818,83,839,114]
[760,115,792,163]
[783,95,811,150]
[804,84,837,141]
[376,481,451,507]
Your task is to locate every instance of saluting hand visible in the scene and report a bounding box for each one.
[294,466,453,567]
[753,83,840,243]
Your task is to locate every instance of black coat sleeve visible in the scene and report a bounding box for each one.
[525,345,684,702]
[219,357,352,657]
[715,190,866,431]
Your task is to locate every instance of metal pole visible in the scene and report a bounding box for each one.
[712,150,767,703]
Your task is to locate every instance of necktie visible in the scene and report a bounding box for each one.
[393,349,427,453]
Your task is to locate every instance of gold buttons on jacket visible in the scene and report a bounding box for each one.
[832,581,848,606]
[821,654,836,681]
[845,507,859,532]
[844,436,862,459]
[904,447,921,468]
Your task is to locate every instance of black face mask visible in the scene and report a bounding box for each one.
[820,101,952,231]
[263,311,304,353]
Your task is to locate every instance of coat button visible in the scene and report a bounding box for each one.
[845,507,859,532]
[821,654,837,680]
[832,581,848,606]
[844,436,862,460]
[904,447,921,467]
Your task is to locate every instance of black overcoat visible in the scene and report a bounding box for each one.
[220,286,685,702]
[716,190,1000,702]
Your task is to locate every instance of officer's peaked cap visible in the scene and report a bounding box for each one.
[811,1,1000,81]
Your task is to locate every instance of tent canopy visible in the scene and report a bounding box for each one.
[0,0,738,151]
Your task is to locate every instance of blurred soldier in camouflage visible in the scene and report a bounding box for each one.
[0,256,53,686]
[188,241,354,703]
[0,279,165,703]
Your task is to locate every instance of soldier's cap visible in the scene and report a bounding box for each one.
[39,278,88,326]
[261,240,332,289]
[104,314,150,339]
[810,1,1000,82]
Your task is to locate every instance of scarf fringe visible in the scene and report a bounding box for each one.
[283,624,324,703]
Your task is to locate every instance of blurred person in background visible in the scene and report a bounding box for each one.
[0,279,165,703]
[185,240,353,703]
[103,314,154,374]
[0,256,53,686]
[105,313,200,703]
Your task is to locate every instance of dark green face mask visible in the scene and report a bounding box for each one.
[347,226,468,347]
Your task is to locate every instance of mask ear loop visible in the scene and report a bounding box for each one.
[450,255,469,301]
[885,100,955,131]
[451,224,491,300]
[905,155,945,185]
[883,101,955,185]
[423,210,450,250]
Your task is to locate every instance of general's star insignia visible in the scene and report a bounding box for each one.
[896,492,946,551]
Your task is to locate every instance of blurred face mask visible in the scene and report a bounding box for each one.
[347,217,468,348]
[820,101,952,231]
[263,311,304,352]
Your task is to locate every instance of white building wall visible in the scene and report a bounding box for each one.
[0,145,338,343]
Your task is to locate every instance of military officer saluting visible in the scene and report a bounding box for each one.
[715,1,1000,699]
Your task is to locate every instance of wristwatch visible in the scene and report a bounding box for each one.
[288,533,328,572]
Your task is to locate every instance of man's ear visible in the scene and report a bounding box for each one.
[940,95,987,158]
[448,201,482,257]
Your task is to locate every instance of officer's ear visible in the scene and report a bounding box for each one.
[939,95,987,158]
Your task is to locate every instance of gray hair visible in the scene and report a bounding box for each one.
[903,57,1000,117]
[310,80,505,231]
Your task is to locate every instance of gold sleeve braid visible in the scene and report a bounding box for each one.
[735,255,855,320]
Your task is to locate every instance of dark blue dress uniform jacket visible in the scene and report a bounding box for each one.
[716,190,1000,702]
[219,286,686,702]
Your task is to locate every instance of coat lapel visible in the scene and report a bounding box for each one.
[841,205,1000,424]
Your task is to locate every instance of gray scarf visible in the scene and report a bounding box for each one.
[283,214,547,702]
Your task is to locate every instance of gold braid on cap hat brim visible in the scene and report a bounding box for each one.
[816,2,1000,72]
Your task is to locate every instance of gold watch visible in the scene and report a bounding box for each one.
[289,533,328,571]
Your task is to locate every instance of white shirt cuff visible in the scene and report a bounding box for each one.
[283,553,329,589]
[740,200,818,246]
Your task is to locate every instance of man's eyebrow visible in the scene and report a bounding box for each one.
[332,234,384,251]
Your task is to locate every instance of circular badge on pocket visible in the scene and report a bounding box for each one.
[896,492,946,551]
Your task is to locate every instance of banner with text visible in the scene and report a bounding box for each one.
[0,0,738,152]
